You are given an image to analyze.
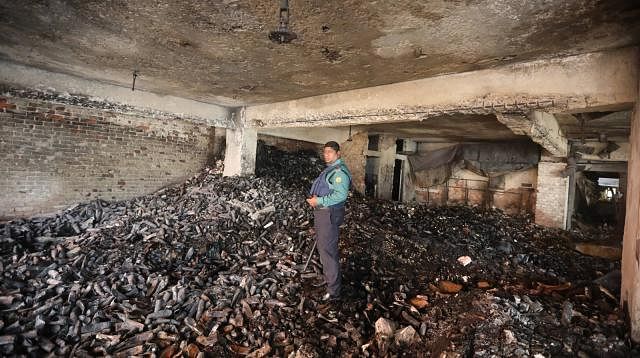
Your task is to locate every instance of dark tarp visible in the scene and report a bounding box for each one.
[407,144,461,172]
[408,141,540,177]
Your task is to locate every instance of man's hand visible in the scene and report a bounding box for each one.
[306,195,318,208]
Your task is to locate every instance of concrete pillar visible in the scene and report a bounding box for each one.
[223,126,257,177]
[376,135,397,200]
[566,169,576,230]
[401,159,416,202]
[621,81,640,342]
[534,161,569,229]
[617,173,627,234]
[340,132,368,195]
[564,157,576,230]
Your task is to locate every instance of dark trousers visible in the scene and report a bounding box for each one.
[313,206,345,297]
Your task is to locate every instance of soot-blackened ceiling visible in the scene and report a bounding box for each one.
[0,0,638,106]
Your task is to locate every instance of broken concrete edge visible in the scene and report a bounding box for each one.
[245,47,638,127]
[248,99,563,128]
[529,111,568,157]
[497,111,568,157]
[246,96,635,129]
[495,112,533,136]
[0,60,233,128]
[0,89,233,130]
[0,85,233,129]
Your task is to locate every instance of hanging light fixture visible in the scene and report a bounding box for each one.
[347,125,353,142]
[131,70,139,91]
[269,0,297,44]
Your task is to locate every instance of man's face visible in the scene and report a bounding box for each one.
[323,146,339,164]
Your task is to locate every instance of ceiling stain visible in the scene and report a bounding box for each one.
[0,0,638,106]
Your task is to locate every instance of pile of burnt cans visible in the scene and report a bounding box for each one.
[0,144,635,357]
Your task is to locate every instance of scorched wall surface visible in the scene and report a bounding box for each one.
[0,96,212,219]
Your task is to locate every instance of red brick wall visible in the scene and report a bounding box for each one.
[0,95,213,220]
[415,182,534,215]
[534,161,569,228]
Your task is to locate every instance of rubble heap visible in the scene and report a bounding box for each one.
[0,143,636,357]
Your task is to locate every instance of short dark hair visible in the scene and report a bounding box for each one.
[324,141,340,151]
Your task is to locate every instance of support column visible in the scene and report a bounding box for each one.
[621,79,640,342]
[534,160,569,229]
[401,160,416,202]
[376,135,397,200]
[617,173,627,234]
[565,171,576,229]
[340,132,368,195]
[223,126,257,177]
[565,157,577,230]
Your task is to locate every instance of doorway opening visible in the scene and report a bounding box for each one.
[392,159,403,201]
[574,171,625,232]
[364,156,379,198]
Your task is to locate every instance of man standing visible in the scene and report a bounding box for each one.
[306,141,352,302]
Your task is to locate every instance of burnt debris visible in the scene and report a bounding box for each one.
[0,143,636,357]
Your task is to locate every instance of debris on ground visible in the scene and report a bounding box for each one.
[0,143,636,356]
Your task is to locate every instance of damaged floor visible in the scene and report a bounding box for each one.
[0,144,636,357]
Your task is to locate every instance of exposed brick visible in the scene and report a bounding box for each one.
[0,95,212,220]
[47,113,65,121]
[534,161,568,228]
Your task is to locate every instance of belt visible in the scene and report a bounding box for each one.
[314,205,345,212]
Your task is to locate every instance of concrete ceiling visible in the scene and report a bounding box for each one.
[557,111,631,142]
[0,0,638,106]
[360,114,520,142]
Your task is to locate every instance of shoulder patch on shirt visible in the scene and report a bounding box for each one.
[335,176,342,183]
